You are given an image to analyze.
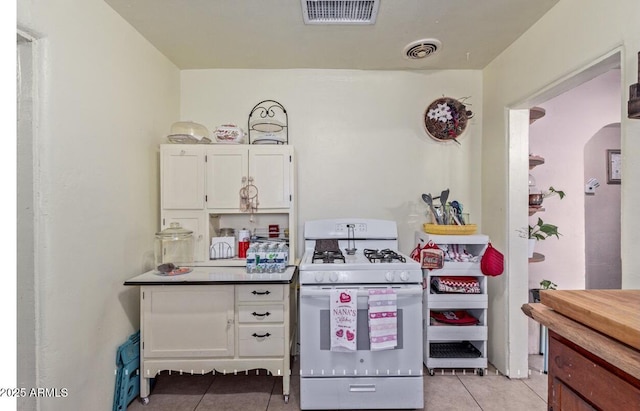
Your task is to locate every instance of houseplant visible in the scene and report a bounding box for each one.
[530,279,557,302]
[525,217,561,257]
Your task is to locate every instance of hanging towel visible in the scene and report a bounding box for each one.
[368,288,397,351]
[330,289,358,352]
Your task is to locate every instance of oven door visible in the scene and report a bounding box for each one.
[299,284,423,377]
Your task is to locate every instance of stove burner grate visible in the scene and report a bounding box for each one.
[363,248,407,263]
[312,250,346,264]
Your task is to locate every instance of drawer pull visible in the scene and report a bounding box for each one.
[252,332,271,338]
[252,311,271,318]
[251,290,271,295]
[349,384,376,392]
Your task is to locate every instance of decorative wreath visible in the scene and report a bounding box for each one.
[423,97,473,144]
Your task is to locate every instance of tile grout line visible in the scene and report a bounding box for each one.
[456,374,484,410]
[192,372,217,411]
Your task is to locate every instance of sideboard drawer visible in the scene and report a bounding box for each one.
[236,284,284,302]
[238,325,285,357]
[238,304,284,323]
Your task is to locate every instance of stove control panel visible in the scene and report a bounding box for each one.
[303,270,419,284]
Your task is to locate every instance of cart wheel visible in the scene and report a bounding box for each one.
[477,368,484,376]
[428,368,435,376]
[140,397,150,405]
[284,394,290,404]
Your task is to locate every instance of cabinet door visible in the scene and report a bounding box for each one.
[142,285,235,358]
[249,146,292,209]
[205,146,248,210]
[161,146,205,209]
[161,211,207,262]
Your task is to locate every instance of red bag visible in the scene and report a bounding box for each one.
[481,242,504,276]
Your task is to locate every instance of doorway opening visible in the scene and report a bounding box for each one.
[507,49,622,375]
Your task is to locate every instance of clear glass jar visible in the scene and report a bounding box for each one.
[154,222,194,268]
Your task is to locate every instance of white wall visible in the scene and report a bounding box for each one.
[483,0,640,377]
[181,69,483,256]
[17,0,180,409]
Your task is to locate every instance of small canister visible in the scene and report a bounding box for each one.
[269,224,279,238]
[238,228,251,258]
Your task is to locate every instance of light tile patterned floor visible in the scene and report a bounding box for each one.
[127,356,547,411]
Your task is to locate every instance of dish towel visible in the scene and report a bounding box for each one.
[368,288,397,351]
[330,289,357,352]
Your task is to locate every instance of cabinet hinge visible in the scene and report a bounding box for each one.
[162,218,165,226]
[289,194,292,201]
[205,195,208,203]
[142,291,144,300]
[205,155,208,162]
[289,155,292,162]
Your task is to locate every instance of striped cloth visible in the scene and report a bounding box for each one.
[368,288,397,351]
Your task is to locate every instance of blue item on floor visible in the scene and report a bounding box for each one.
[113,331,141,411]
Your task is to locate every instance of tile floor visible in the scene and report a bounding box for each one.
[127,356,548,411]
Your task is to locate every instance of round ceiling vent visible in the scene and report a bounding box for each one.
[403,38,441,60]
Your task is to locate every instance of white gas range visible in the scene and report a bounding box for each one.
[298,218,424,410]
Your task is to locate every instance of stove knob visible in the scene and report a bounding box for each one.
[330,272,339,282]
[385,272,395,282]
[400,271,410,282]
[315,272,324,282]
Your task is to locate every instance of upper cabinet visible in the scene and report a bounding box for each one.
[161,146,205,209]
[206,146,292,211]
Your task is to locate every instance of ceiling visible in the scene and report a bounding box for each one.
[104,0,559,70]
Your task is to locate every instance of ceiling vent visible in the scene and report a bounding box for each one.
[301,0,380,25]
[403,39,442,60]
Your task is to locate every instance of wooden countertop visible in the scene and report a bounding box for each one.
[540,289,640,351]
[522,289,640,381]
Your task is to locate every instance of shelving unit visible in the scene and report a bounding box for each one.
[529,252,545,263]
[415,232,489,375]
[529,155,545,169]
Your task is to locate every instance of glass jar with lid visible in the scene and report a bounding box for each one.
[154,222,194,268]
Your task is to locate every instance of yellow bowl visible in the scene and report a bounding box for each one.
[423,223,478,235]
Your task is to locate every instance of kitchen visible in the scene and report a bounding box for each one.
[13,0,640,410]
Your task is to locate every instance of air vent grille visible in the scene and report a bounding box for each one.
[403,39,442,60]
[302,0,380,25]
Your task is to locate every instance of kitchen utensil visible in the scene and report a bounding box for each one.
[422,193,442,224]
[439,189,450,224]
[450,200,465,225]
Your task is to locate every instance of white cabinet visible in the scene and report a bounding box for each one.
[137,272,297,404]
[206,145,292,210]
[161,211,208,263]
[159,144,296,265]
[141,285,234,358]
[415,232,489,375]
[161,146,205,209]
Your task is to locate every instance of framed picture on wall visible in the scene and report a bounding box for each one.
[607,149,621,184]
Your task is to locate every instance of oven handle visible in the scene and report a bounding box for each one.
[300,287,422,298]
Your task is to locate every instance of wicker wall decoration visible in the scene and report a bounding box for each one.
[423,97,473,144]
